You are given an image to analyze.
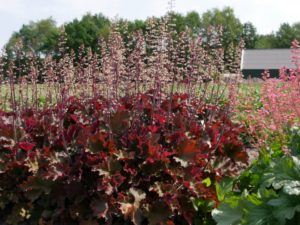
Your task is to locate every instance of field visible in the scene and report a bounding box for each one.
[0,17,300,225]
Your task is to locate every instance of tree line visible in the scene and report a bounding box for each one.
[5,7,300,58]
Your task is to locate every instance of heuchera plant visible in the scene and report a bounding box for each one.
[0,91,247,225]
[213,39,300,225]
[0,12,247,224]
[236,40,300,150]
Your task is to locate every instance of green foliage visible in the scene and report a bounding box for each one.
[242,22,257,49]
[215,177,234,202]
[255,34,276,49]
[169,12,186,33]
[127,19,147,33]
[200,7,243,50]
[275,23,296,48]
[6,18,60,55]
[289,126,300,156]
[185,11,202,33]
[212,200,243,225]
[212,127,300,225]
[213,156,300,224]
[255,22,300,49]
[6,5,300,59]
[193,201,216,225]
[4,7,255,59]
[275,22,300,48]
[65,13,110,52]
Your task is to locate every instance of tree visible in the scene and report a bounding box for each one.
[275,23,296,48]
[292,22,300,37]
[275,23,300,48]
[255,34,276,49]
[64,13,110,53]
[168,12,186,33]
[185,11,201,34]
[242,22,257,49]
[6,18,60,56]
[200,7,243,50]
[127,19,146,33]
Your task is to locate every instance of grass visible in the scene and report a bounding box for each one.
[0,77,262,112]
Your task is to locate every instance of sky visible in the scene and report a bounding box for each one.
[0,0,300,48]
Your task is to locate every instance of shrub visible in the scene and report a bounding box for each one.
[0,13,247,224]
[212,40,300,225]
[212,126,300,225]
[0,92,247,225]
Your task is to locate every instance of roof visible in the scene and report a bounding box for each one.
[241,49,294,70]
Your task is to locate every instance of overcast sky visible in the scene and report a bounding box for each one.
[0,0,300,48]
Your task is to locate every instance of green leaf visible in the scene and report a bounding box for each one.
[261,156,300,190]
[268,194,300,223]
[289,126,300,156]
[246,193,262,206]
[202,177,212,187]
[193,198,214,211]
[242,188,278,225]
[212,202,243,225]
[216,177,234,201]
[245,201,275,225]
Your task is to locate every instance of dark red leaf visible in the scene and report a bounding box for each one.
[148,125,158,133]
[153,114,166,124]
[19,142,36,151]
[110,110,130,132]
[178,139,198,158]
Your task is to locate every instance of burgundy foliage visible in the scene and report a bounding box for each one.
[0,92,247,225]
